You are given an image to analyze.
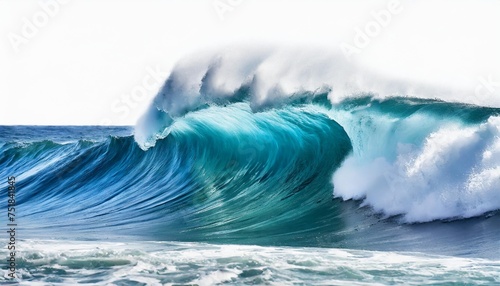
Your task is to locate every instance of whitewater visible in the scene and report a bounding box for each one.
[1,49,500,284]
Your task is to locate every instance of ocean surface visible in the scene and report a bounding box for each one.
[1,96,500,285]
[1,49,500,285]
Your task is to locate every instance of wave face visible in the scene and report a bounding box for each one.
[0,105,353,245]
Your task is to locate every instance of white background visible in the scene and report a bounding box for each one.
[1,0,499,125]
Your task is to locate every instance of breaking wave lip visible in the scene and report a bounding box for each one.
[133,48,500,224]
[134,47,499,150]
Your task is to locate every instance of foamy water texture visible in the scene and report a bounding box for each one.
[1,240,499,285]
[331,99,500,222]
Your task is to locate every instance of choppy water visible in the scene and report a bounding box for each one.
[1,240,499,285]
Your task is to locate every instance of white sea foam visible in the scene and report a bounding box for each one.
[1,240,498,285]
[333,113,500,222]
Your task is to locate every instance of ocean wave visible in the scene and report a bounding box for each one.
[2,51,500,250]
[2,103,352,243]
[131,50,500,224]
